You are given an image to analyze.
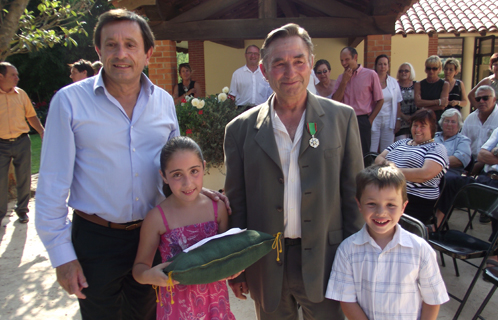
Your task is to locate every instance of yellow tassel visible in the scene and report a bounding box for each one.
[166,271,175,305]
[272,232,283,262]
[152,285,163,307]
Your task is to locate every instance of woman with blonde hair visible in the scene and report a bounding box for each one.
[414,55,450,125]
[396,62,417,141]
[443,58,468,112]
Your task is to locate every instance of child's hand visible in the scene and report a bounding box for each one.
[145,262,179,287]
[222,270,245,281]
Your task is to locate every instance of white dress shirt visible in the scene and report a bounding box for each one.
[35,72,179,267]
[270,102,306,238]
[481,127,498,173]
[326,224,449,319]
[461,105,498,158]
[229,65,272,106]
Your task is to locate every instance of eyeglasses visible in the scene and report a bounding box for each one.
[246,52,260,56]
[425,67,439,71]
[398,69,410,73]
[316,70,329,75]
[475,95,491,102]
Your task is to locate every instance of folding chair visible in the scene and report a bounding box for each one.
[471,266,498,320]
[363,152,378,168]
[428,183,498,320]
[399,214,428,240]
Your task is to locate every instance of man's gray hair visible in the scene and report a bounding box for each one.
[438,108,463,130]
[260,23,313,70]
[476,85,496,98]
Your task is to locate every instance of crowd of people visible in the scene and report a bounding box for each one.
[2,6,498,320]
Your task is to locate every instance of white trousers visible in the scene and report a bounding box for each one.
[370,114,394,153]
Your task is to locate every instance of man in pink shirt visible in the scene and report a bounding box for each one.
[332,47,384,156]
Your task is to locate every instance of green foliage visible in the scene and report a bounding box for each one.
[7,0,113,104]
[176,90,243,168]
[1,0,95,61]
[31,133,42,174]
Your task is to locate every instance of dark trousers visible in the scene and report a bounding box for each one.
[72,214,161,320]
[254,243,344,320]
[0,134,31,220]
[356,115,371,157]
[405,193,437,224]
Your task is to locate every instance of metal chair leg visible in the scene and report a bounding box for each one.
[471,285,497,320]
[453,258,460,277]
[453,268,486,320]
[440,252,446,267]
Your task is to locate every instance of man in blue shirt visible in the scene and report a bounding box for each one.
[35,9,178,319]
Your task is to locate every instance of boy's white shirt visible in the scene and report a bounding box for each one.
[325,224,449,319]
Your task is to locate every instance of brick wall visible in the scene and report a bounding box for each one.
[428,34,439,56]
[148,40,177,95]
[364,34,392,69]
[188,41,205,97]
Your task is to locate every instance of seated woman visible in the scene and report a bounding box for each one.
[173,63,202,104]
[414,55,449,126]
[443,58,468,113]
[375,109,449,224]
[434,109,471,175]
[313,59,335,98]
[396,62,417,141]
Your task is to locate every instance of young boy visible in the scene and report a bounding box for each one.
[326,164,449,320]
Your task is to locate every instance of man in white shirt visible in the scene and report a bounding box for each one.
[229,45,272,109]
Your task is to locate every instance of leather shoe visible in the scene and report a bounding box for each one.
[479,213,491,224]
[18,213,29,224]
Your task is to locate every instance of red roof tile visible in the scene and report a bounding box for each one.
[395,0,498,36]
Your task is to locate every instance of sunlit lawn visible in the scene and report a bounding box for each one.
[31,133,42,174]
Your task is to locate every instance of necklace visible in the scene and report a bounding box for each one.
[409,138,434,146]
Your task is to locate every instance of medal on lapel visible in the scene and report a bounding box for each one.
[307,123,319,148]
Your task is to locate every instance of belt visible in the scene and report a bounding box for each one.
[284,238,301,246]
[0,133,27,142]
[486,171,498,180]
[74,210,143,230]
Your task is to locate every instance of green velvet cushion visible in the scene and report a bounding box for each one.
[163,230,275,285]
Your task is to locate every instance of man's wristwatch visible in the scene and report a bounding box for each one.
[492,148,498,157]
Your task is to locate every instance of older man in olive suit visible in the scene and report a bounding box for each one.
[224,23,363,320]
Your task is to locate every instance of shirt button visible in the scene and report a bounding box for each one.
[135,197,139,201]
[133,148,136,152]
[135,173,138,177]
[131,125,134,129]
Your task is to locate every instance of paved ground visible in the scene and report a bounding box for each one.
[0,175,497,319]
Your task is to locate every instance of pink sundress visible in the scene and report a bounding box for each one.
[156,201,235,320]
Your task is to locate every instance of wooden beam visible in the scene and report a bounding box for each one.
[152,17,393,41]
[259,0,277,19]
[211,40,245,49]
[348,37,364,48]
[291,0,369,19]
[277,0,299,18]
[169,0,245,23]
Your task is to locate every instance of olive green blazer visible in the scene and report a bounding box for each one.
[224,92,364,313]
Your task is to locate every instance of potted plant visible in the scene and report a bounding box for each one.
[175,87,244,172]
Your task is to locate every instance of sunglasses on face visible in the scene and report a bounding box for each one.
[425,67,439,71]
[476,95,491,102]
[398,69,410,73]
[316,70,329,75]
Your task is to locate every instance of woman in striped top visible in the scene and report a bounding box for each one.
[375,109,449,223]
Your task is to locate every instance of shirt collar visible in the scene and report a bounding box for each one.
[353,64,363,75]
[0,86,19,94]
[243,65,261,74]
[353,223,413,250]
[93,70,155,96]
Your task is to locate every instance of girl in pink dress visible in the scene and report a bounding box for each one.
[133,136,236,320]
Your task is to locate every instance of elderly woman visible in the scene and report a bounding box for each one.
[173,63,202,104]
[396,62,417,141]
[434,109,471,174]
[469,53,498,108]
[370,54,403,152]
[414,55,450,125]
[375,109,449,223]
[444,58,468,113]
[313,59,336,98]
